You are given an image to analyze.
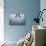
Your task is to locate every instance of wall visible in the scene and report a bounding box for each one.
[4,0,40,42]
[40,0,46,27]
[0,0,4,42]
[40,0,46,45]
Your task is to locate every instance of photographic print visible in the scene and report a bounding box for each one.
[9,13,26,25]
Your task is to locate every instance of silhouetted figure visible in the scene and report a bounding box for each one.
[15,13,20,17]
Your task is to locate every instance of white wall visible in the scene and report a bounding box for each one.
[0,0,4,42]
